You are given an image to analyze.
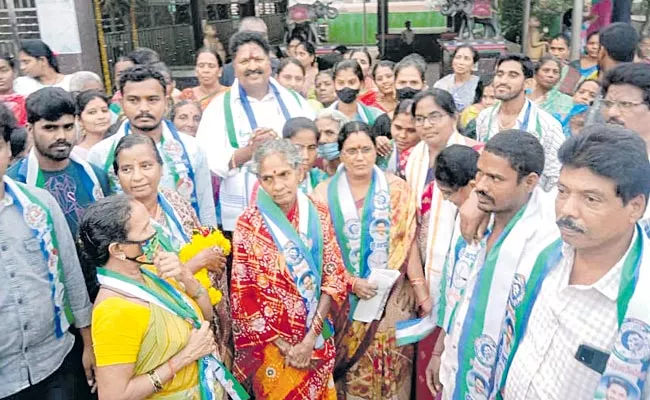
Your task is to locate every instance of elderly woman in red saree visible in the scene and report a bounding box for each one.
[312,121,430,399]
[231,139,348,400]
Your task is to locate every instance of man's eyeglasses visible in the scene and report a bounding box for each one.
[602,99,647,112]
[414,111,447,126]
[343,146,374,156]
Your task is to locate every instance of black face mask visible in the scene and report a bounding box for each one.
[336,87,360,104]
[396,87,420,101]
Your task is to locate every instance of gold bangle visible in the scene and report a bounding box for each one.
[147,370,164,393]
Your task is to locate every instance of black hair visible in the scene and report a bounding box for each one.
[277,57,305,76]
[395,55,426,82]
[273,45,286,60]
[334,45,349,55]
[452,45,480,64]
[600,22,639,63]
[334,59,364,83]
[9,126,27,159]
[26,87,76,124]
[550,34,570,48]
[558,124,650,205]
[338,121,375,150]
[371,60,395,80]
[393,98,415,119]
[113,133,163,175]
[0,102,17,143]
[473,73,494,104]
[118,64,167,94]
[316,69,334,81]
[170,100,202,122]
[574,78,601,94]
[296,41,316,58]
[535,55,563,74]
[19,39,59,73]
[602,63,650,107]
[196,47,224,68]
[586,30,599,43]
[371,114,392,139]
[496,53,534,79]
[78,194,133,267]
[484,130,545,182]
[349,49,372,67]
[282,116,320,141]
[127,47,161,65]
[434,144,479,190]
[0,53,16,69]
[76,90,110,116]
[412,88,457,117]
[229,31,271,58]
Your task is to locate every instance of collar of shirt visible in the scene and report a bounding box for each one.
[558,229,638,301]
[232,78,278,104]
[491,98,533,128]
[0,192,14,211]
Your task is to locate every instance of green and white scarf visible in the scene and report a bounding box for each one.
[96,267,249,400]
[4,175,73,338]
[328,164,391,317]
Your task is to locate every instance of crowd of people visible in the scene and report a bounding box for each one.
[1,14,650,400]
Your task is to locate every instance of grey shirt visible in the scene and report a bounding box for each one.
[0,184,92,398]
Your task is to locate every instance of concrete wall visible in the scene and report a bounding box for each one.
[54,0,102,76]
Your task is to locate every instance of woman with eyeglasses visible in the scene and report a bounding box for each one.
[111,134,233,375]
[283,117,328,193]
[328,60,383,125]
[312,121,428,399]
[80,194,221,399]
[404,89,480,399]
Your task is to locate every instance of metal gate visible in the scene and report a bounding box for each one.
[0,0,40,55]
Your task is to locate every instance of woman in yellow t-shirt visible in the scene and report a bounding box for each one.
[79,195,216,399]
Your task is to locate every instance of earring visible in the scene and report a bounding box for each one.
[118,254,126,261]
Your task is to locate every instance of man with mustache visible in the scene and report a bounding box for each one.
[476,54,565,191]
[196,31,314,232]
[496,125,650,400]
[426,130,559,399]
[8,87,110,238]
[88,64,217,227]
[5,87,108,399]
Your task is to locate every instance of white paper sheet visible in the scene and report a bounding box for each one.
[352,268,401,323]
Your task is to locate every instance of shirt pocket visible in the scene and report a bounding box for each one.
[23,238,46,267]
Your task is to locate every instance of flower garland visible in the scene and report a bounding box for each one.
[178,227,231,306]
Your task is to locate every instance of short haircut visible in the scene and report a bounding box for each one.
[496,53,534,79]
[238,17,268,34]
[600,22,639,63]
[550,34,570,48]
[277,57,305,76]
[371,60,395,80]
[338,121,375,150]
[602,63,650,107]
[558,124,650,205]
[434,144,480,189]
[76,90,110,116]
[535,55,562,74]
[118,64,166,94]
[574,78,601,94]
[395,55,426,82]
[412,88,457,117]
[113,133,163,175]
[127,47,160,65]
[283,116,320,141]
[452,44,480,64]
[334,59,364,83]
[229,31,270,59]
[0,102,17,143]
[151,61,173,84]
[69,71,103,93]
[26,87,76,124]
[20,39,59,72]
[315,108,349,131]
[484,130,545,182]
[10,126,27,158]
[196,47,223,68]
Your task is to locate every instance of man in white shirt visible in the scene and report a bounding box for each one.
[197,31,314,231]
[88,64,216,226]
[476,54,565,191]
[425,130,558,400]
[500,125,650,400]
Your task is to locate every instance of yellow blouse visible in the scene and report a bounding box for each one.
[92,271,202,399]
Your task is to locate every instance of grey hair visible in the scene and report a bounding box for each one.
[69,71,103,92]
[249,139,302,175]
[239,17,268,34]
[315,109,349,132]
